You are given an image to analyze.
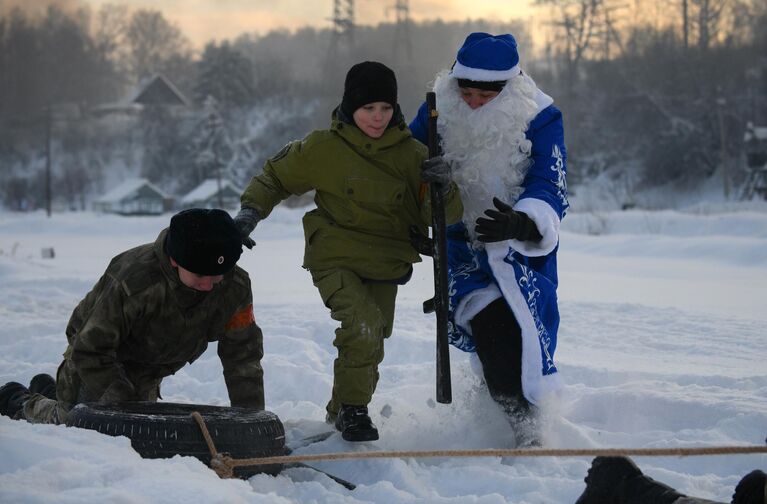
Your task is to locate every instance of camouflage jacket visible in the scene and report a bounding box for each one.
[241,109,463,281]
[56,229,264,409]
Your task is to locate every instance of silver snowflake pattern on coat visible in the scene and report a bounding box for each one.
[550,144,568,213]
[445,252,482,352]
[517,263,556,373]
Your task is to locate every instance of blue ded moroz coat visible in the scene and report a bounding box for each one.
[410,75,569,406]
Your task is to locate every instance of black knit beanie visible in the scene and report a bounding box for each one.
[341,61,398,117]
[165,208,242,276]
[456,78,506,92]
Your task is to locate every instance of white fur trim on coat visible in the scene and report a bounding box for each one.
[509,198,560,257]
[454,284,503,336]
[452,61,521,82]
[486,242,564,405]
[534,88,554,113]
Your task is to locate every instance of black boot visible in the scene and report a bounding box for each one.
[577,456,687,504]
[614,457,686,504]
[471,299,539,447]
[575,456,643,504]
[0,381,31,419]
[335,405,379,442]
[733,469,766,504]
[496,396,540,447]
[29,373,56,400]
[509,405,542,448]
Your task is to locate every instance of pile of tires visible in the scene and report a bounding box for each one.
[66,402,285,478]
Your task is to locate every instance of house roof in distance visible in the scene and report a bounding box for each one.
[181,179,242,204]
[95,178,167,203]
[128,74,189,106]
[744,122,767,142]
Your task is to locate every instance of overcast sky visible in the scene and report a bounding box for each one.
[69,0,539,48]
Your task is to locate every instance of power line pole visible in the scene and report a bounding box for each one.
[207,112,224,209]
[716,97,730,199]
[328,0,355,59]
[391,0,413,63]
[682,0,689,50]
[45,105,52,217]
[325,0,355,92]
[198,95,230,209]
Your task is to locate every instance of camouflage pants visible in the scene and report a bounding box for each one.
[22,394,70,425]
[311,269,397,420]
[22,366,160,425]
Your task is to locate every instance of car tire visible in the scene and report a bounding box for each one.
[66,401,285,478]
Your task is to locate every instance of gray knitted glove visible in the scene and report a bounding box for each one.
[421,156,452,195]
[233,206,261,249]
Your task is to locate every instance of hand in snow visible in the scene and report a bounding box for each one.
[233,207,261,249]
[475,197,542,243]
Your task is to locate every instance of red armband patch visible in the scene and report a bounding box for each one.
[419,182,428,204]
[225,304,255,330]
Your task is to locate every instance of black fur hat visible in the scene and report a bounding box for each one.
[166,208,242,275]
[341,61,398,117]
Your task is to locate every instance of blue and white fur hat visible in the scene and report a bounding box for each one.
[451,32,521,83]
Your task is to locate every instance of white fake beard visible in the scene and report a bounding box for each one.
[434,70,540,247]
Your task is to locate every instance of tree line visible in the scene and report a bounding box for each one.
[532,0,766,205]
[1,1,765,211]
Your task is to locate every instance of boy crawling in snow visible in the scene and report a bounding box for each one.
[0,208,264,423]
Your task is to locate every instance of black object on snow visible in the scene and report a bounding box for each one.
[66,401,285,479]
[29,374,56,400]
[0,381,30,418]
[282,430,355,490]
[287,430,336,451]
[335,404,379,442]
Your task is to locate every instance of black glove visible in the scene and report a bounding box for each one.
[409,225,433,257]
[421,156,452,195]
[732,469,766,504]
[233,206,261,249]
[475,197,543,243]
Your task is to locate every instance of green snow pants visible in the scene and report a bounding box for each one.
[311,268,397,421]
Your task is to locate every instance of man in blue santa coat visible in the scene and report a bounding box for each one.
[411,32,569,447]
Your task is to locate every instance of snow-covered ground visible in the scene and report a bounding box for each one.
[1,203,766,503]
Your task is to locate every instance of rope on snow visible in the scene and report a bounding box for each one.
[190,411,767,478]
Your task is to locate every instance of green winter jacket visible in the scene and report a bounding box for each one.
[56,229,264,410]
[241,110,463,281]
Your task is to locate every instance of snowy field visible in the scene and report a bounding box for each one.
[1,203,766,503]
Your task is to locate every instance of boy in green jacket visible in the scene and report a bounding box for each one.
[234,61,462,441]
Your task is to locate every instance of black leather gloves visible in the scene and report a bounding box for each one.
[233,206,261,249]
[475,197,543,243]
[409,226,433,256]
[421,156,452,195]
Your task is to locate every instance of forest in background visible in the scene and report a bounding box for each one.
[0,0,765,211]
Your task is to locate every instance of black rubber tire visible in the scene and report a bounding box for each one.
[66,402,285,478]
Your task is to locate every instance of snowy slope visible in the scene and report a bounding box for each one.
[1,206,765,503]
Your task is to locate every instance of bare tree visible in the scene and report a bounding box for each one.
[125,9,188,80]
[682,0,690,49]
[692,0,728,52]
[535,0,620,96]
[92,3,129,64]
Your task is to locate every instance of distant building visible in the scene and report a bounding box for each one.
[90,74,189,119]
[742,122,767,200]
[744,122,767,168]
[180,178,242,210]
[93,178,171,215]
[128,74,190,107]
